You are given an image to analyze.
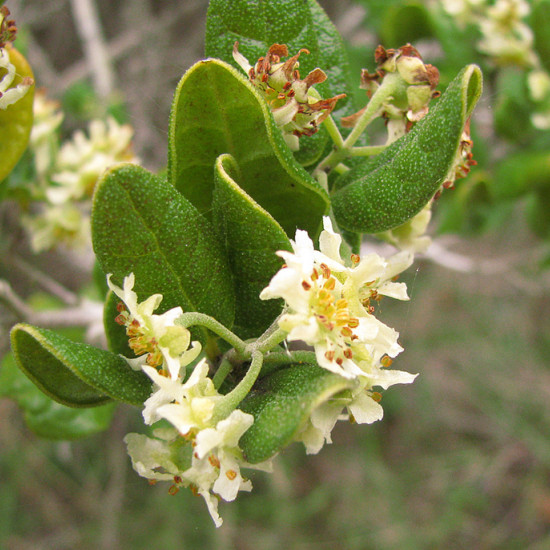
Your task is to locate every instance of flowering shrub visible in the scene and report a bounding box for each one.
[0,1,485,526]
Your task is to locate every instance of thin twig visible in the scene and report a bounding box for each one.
[69,0,114,99]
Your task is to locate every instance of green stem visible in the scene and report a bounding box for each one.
[350,145,387,157]
[253,327,288,354]
[342,72,401,149]
[212,356,233,390]
[212,350,264,422]
[176,312,247,356]
[322,114,345,149]
[314,73,401,176]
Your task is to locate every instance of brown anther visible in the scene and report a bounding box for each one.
[443,180,454,189]
[320,263,331,278]
[351,253,360,264]
[433,189,442,200]
[148,479,158,486]
[343,348,353,359]
[114,314,127,326]
[174,475,182,484]
[370,290,379,300]
[348,317,359,329]
[287,88,295,98]
[283,81,292,90]
[368,305,375,314]
[277,93,287,100]
[226,469,238,481]
[381,355,393,367]
[324,350,335,362]
[336,357,344,366]
[131,319,140,328]
[168,485,180,496]
[302,280,312,291]
[208,455,221,469]
[341,326,353,338]
[371,392,382,402]
[432,90,441,99]
[262,73,269,83]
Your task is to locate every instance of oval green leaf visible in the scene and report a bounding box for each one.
[331,64,483,234]
[0,45,34,184]
[10,323,151,407]
[239,363,355,463]
[91,163,235,345]
[167,59,329,239]
[212,154,291,339]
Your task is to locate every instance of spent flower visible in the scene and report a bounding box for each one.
[233,42,345,150]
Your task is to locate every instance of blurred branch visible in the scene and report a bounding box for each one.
[69,0,114,99]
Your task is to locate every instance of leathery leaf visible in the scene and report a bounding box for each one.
[331,64,482,234]
[92,163,235,347]
[212,154,292,339]
[10,323,151,407]
[167,59,329,239]
[239,363,355,463]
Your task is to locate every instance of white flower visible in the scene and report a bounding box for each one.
[153,358,221,431]
[107,273,201,379]
[261,217,413,379]
[297,363,417,454]
[47,116,139,204]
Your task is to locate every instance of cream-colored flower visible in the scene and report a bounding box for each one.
[47,117,138,204]
[261,217,412,379]
[297,360,417,454]
[107,273,201,380]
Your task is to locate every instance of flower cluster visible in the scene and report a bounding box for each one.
[109,274,268,527]
[342,44,440,144]
[23,107,139,251]
[261,217,417,453]
[233,42,345,150]
[440,0,550,130]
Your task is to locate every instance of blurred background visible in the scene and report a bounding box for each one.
[1,0,550,548]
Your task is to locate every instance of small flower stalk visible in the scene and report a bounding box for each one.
[233,42,345,150]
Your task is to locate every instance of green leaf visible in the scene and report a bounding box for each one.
[205,0,353,155]
[380,3,433,47]
[212,154,291,338]
[493,150,550,200]
[0,46,34,185]
[532,0,550,73]
[168,58,329,239]
[239,363,355,463]
[91,163,235,345]
[0,353,115,439]
[331,64,483,234]
[10,323,151,407]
